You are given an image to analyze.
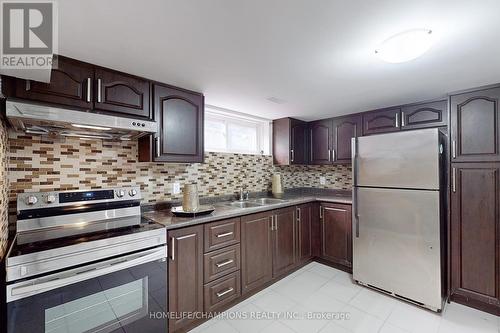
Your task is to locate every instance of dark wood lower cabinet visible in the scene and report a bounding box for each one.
[272,207,297,277]
[450,163,500,315]
[297,203,313,263]
[168,225,204,332]
[319,203,352,269]
[241,212,273,294]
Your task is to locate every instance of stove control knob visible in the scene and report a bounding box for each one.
[116,189,125,198]
[129,189,138,197]
[26,195,38,205]
[46,194,56,204]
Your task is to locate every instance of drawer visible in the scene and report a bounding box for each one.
[204,271,241,313]
[204,218,240,252]
[204,244,241,282]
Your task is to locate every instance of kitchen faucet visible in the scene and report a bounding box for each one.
[238,188,249,201]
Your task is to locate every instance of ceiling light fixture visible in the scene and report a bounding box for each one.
[71,124,112,131]
[375,29,433,63]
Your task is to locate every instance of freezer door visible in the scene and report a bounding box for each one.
[354,128,440,189]
[352,187,442,310]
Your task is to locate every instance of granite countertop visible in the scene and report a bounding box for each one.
[142,188,352,230]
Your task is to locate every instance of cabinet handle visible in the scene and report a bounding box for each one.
[216,231,233,238]
[319,206,323,219]
[270,215,274,230]
[97,78,102,103]
[86,78,92,102]
[452,140,456,159]
[395,113,399,128]
[401,112,405,127]
[216,287,234,298]
[170,237,175,261]
[215,259,234,268]
[291,149,294,162]
[296,207,301,222]
[155,136,161,157]
[452,167,456,193]
[332,149,335,162]
[274,215,278,230]
[328,149,331,161]
[25,80,31,91]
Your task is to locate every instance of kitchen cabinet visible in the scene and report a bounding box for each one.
[273,117,308,165]
[168,225,204,332]
[10,56,94,109]
[3,55,152,119]
[309,119,333,164]
[241,211,273,294]
[204,271,241,313]
[272,206,297,277]
[332,114,362,163]
[296,203,313,263]
[362,107,401,135]
[94,67,151,118]
[450,163,500,315]
[139,83,204,163]
[319,203,352,269]
[401,100,447,130]
[450,86,500,162]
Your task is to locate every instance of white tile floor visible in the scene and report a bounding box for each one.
[190,262,499,333]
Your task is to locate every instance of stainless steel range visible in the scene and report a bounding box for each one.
[5,187,168,333]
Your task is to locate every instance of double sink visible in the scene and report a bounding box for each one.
[221,197,288,208]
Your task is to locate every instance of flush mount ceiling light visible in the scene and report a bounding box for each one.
[375,29,433,63]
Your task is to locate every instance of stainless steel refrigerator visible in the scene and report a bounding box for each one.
[352,128,444,312]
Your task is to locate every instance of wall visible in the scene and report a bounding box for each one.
[7,131,352,232]
[0,120,8,260]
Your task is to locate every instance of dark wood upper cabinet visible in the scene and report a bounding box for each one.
[241,211,273,295]
[450,163,500,315]
[272,117,308,165]
[297,203,313,263]
[10,56,94,109]
[94,67,151,118]
[309,119,332,164]
[450,87,500,162]
[401,100,447,130]
[139,84,204,163]
[272,206,297,277]
[320,203,352,269]
[362,107,401,135]
[332,114,362,163]
[168,225,204,332]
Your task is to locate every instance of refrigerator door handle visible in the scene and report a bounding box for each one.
[351,137,358,186]
[353,187,359,238]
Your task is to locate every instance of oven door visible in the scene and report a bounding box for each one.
[6,246,168,333]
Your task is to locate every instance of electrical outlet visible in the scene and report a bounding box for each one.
[172,182,181,195]
[319,176,326,185]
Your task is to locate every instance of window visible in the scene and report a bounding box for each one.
[204,106,271,155]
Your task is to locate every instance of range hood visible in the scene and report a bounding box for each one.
[5,101,157,141]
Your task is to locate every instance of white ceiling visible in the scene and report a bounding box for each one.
[58,0,500,121]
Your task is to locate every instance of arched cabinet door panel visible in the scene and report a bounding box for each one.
[450,87,500,162]
[332,114,362,163]
[309,119,332,165]
[94,68,151,118]
[149,84,204,163]
[401,100,447,130]
[362,107,401,135]
[13,56,93,109]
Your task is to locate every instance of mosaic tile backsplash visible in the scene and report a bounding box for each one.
[7,131,352,232]
[0,119,8,260]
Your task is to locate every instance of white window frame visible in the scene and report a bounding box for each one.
[204,105,271,155]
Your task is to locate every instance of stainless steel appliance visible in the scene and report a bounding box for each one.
[5,100,157,140]
[5,187,168,333]
[352,128,444,312]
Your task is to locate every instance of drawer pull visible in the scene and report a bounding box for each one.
[215,259,234,268]
[216,287,234,298]
[216,231,233,238]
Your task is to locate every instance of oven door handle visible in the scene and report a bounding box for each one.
[8,246,167,302]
